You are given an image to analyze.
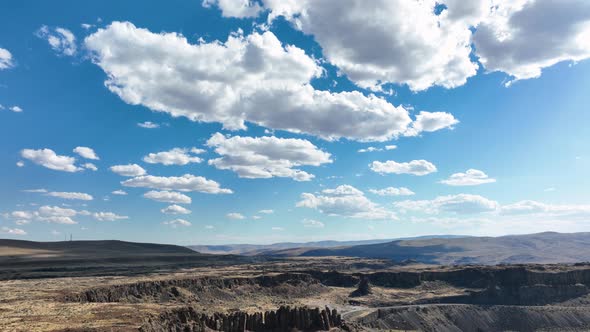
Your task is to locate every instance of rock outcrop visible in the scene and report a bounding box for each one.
[358,304,590,332]
[65,273,320,303]
[349,277,371,297]
[140,306,345,332]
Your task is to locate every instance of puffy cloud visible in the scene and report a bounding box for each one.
[226,212,245,220]
[473,0,590,85]
[82,163,98,171]
[143,148,203,165]
[161,204,192,215]
[404,111,459,136]
[34,205,79,224]
[0,105,22,113]
[302,218,324,228]
[296,185,396,220]
[0,48,14,70]
[137,121,160,129]
[205,225,215,229]
[16,161,24,167]
[111,190,128,195]
[73,146,99,160]
[46,191,93,201]
[501,201,590,219]
[122,174,232,194]
[162,218,192,227]
[1,227,26,236]
[395,194,499,215]
[263,0,478,91]
[109,164,146,177]
[369,187,415,196]
[440,169,496,186]
[385,145,397,150]
[5,205,127,224]
[20,149,82,172]
[144,190,192,204]
[207,133,331,181]
[262,0,590,89]
[259,209,274,214]
[370,160,437,176]
[358,147,381,153]
[202,0,263,18]
[83,22,443,142]
[93,212,128,221]
[36,25,77,56]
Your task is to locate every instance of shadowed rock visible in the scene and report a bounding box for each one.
[349,277,372,297]
[140,305,345,332]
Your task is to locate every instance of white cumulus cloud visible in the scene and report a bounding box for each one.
[143,148,203,165]
[93,212,128,221]
[84,22,453,142]
[473,0,590,86]
[262,0,479,92]
[111,190,128,195]
[1,227,26,235]
[440,169,496,186]
[36,25,77,56]
[202,0,263,18]
[46,191,93,201]
[0,48,14,70]
[82,163,98,171]
[369,187,415,196]
[144,190,192,204]
[207,133,332,181]
[20,149,82,172]
[226,212,245,220]
[370,160,437,176]
[109,164,146,177]
[297,185,396,220]
[122,174,232,194]
[73,146,99,160]
[302,218,324,228]
[137,121,160,129]
[404,111,459,136]
[162,218,192,227]
[161,204,192,215]
[395,194,499,215]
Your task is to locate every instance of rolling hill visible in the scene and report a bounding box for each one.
[187,235,467,255]
[0,239,249,279]
[264,232,590,265]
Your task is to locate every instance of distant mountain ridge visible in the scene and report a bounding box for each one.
[187,235,468,255]
[0,239,197,259]
[261,232,590,265]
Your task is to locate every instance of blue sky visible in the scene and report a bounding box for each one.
[1,0,589,244]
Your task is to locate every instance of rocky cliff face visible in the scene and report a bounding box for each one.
[140,306,345,332]
[65,273,320,303]
[358,304,590,332]
[64,265,590,307]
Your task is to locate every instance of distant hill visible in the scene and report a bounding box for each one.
[187,235,467,255]
[0,239,197,259]
[0,239,249,280]
[265,232,590,265]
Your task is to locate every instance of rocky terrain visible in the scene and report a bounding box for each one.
[4,238,590,331]
[140,306,344,332]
